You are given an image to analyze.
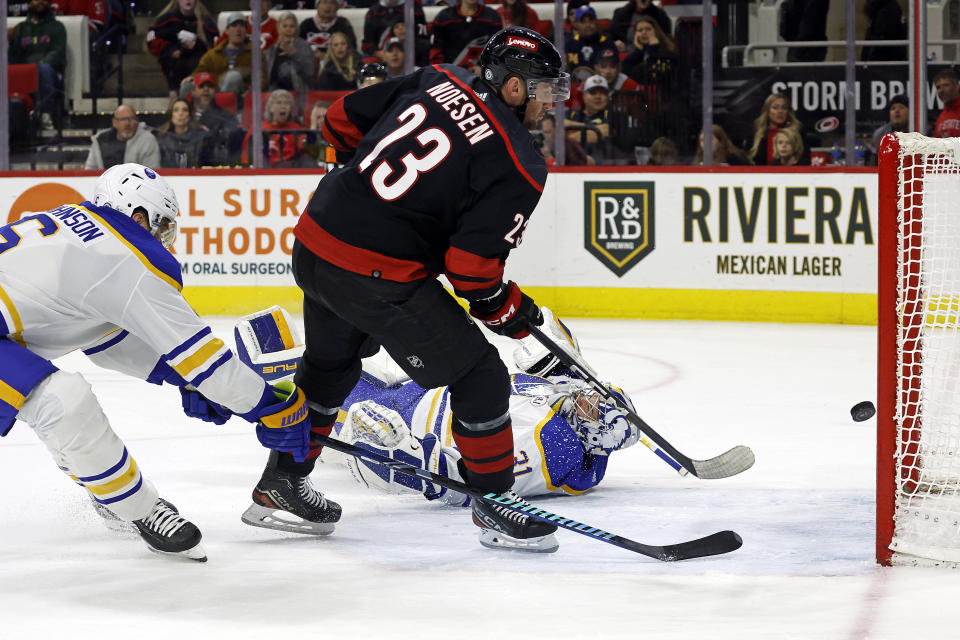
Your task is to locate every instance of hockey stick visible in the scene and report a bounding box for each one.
[525,325,755,480]
[315,432,742,561]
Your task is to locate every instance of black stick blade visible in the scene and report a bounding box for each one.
[622,530,743,561]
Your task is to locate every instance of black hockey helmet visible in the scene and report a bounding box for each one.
[358,62,388,85]
[479,27,570,103]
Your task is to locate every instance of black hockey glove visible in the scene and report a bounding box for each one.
[469,281,543,339]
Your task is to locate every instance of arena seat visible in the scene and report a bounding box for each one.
[8,15,90,112]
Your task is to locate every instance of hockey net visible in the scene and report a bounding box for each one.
[878,132,960,566]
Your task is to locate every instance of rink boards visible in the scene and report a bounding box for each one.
[0,167,877,323]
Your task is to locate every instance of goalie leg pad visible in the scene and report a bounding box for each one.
[18,371,159,521]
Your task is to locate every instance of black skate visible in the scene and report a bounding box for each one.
[471,490,559,553]
[134,498,206,562]
[241,468,341,536]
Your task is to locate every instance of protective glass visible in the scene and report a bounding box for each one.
[527,74,571,103]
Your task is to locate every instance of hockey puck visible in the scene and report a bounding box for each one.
[850,401,876,422]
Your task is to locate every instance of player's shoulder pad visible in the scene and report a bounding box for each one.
[77,201,183,290]
[427,64,548,188]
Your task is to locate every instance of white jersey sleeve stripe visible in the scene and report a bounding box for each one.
[170,337,228,379]
[78,205,182,292]
[0,284,25,346]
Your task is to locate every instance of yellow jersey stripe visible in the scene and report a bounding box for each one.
[77,205,182,292]
[173,338,225,377]
[0,284,26,347]
[272,309,296,350]
[0,379,26,409]
[85,459,139,496]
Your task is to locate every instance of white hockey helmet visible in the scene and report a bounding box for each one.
[93,163,179,248]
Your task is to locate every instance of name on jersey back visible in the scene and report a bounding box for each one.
[48,205,106,243]
[424,81,495,145]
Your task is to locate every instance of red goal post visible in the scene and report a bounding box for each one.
[878,132,960,566]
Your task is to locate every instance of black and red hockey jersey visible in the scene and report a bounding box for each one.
[429,4,502,65]
[297,63,546,305]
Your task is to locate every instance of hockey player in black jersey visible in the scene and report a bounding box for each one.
[242,27,571,552]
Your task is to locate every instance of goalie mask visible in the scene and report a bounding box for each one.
[479,27,570,120]
[93,163,179,248]
[560,383,639,456]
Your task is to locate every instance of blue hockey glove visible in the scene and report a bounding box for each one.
[247,380,311,462]
[180,387,232,425]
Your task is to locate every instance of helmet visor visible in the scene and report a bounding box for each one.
[526,73,571,103]
[151,213,178,248]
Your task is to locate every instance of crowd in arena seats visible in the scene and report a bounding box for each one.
[6,0,937,168]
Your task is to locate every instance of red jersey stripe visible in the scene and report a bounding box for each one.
[444,246,504,281]
[455,425,514,462]
[434,66,544,194]
[322,97,363,152]
[295,214,431,282]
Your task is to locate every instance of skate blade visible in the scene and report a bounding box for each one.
[145,541,208,563]
[477,529,559,553]
[241,503,336,536]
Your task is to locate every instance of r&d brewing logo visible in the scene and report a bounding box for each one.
[583,182,655,277]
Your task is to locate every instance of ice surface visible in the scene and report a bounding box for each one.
[3,318,960,639]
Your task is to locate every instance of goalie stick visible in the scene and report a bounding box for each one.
[525,325,755,480]
[314,433,741,561]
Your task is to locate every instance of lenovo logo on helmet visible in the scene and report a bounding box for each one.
[506,36,538,51]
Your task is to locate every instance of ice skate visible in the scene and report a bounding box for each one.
[134,498,207,562]
[89,497,138,537]
[241,468,341,535]
[472,490,559,553]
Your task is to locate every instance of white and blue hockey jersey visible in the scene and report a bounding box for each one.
[333,371,611,498]
[0,201,266,435]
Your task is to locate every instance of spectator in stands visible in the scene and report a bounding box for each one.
[565,6,611,80]
[267,11,313,113]
[154,97,208,168]
[362,0,426,59]
[378,18,430,68]
[242,88,307,167]
[272,0,310,9]
[315,30,361,90]
[621,14,676,84]
[213,0,277,52]
[934,69,960,138]
[190,71,243,166]
[780,0,829,63]
[300,0,357,59]
[564,0,589,31]
[84,104,161,170]
[747,92,811,166]
[695,124,751,166]
[497,0,545,36]
[309,100,330,130]
[539,113,593,166]
[609,0,671,53]
[380,36,409,77]
[871,94,910,151]
[594,44,640,96]
[147,0,218,103]
[565,74,613,163]
[771,128,804,166]
[187,12,267,94]
[8,0,66,130]
[357,62,388,88]
[862,0,906,61]
[429,0,501,66]
[646,136,677,165]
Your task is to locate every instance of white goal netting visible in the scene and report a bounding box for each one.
[891,133,960,565]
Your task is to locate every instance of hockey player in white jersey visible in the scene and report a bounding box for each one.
[234,306,638,551]
[331,310,639,523]
[0,164,321,562]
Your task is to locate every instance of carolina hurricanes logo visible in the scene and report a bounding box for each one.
[506,36,538,51]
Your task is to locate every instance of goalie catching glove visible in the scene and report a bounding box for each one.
[469,281,542,339]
